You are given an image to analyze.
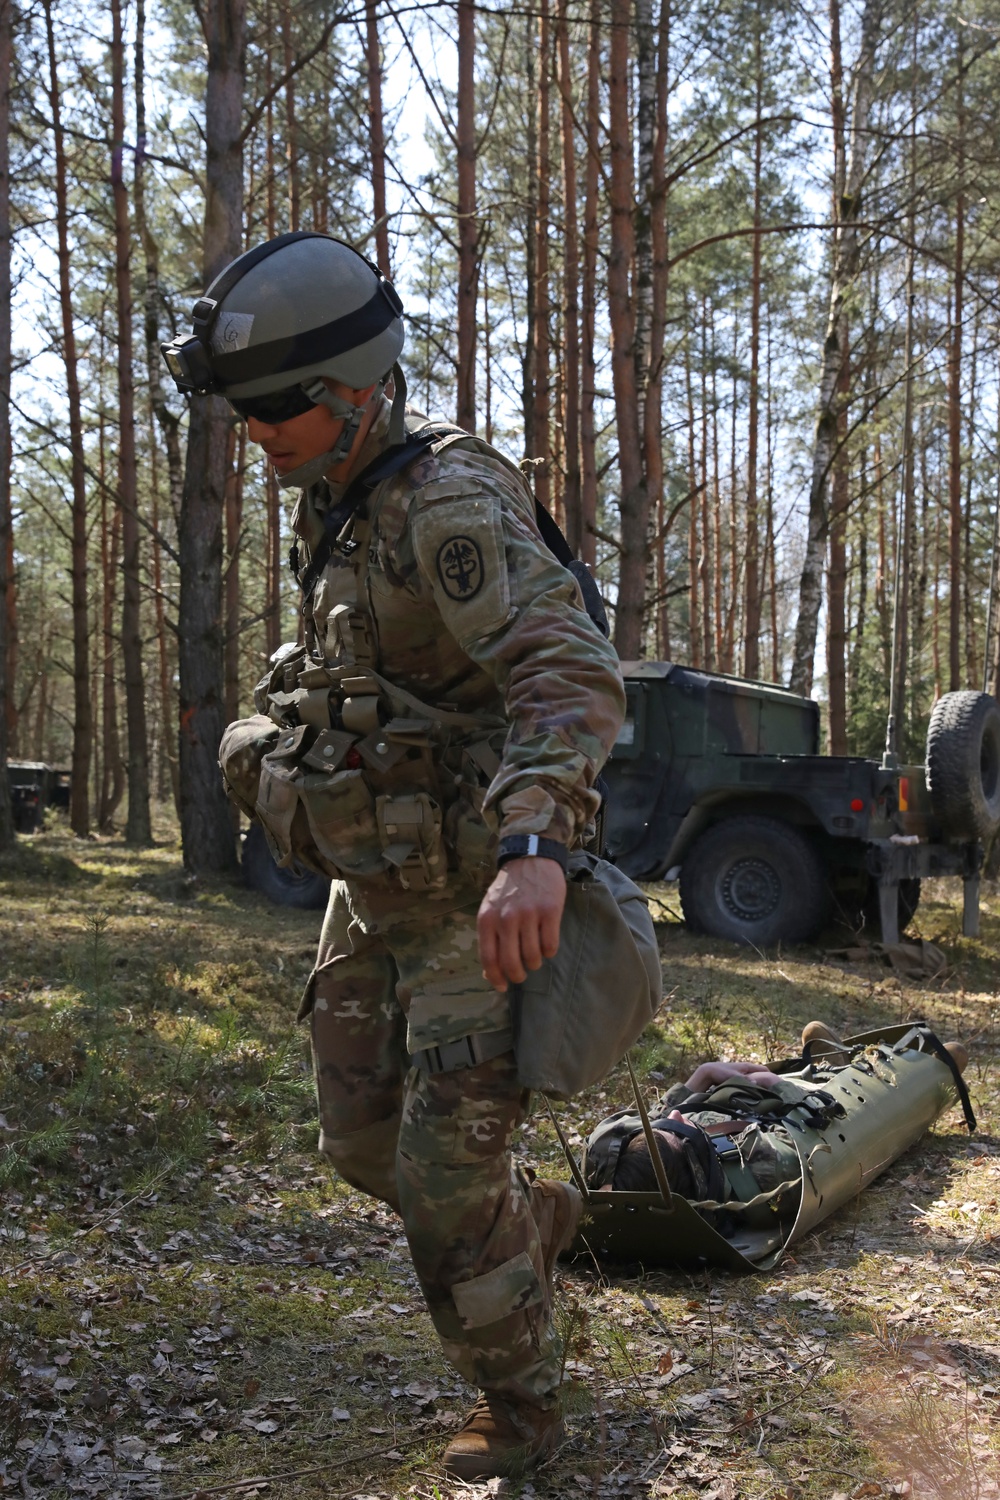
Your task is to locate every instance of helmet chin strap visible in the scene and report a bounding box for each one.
[274,377,385,492]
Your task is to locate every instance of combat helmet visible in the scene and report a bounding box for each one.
[161,231,406,488]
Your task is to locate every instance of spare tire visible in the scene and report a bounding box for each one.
[679,815,830,947]
[242,822,330,910]
[925,690,1000,841]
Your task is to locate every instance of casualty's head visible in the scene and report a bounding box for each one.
[161,231,406,489]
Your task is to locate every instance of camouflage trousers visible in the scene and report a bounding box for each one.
[301,879,564,1408]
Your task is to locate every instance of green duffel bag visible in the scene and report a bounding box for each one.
[511,852,662,1099]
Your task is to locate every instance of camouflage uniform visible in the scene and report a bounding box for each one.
[586,1072,825,1213]
[278,398,624,1405]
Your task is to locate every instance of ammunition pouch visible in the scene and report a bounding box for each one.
[235,650,507,888]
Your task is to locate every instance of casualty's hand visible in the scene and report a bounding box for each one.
[684,1060,784,1092]
[477,857,567,992]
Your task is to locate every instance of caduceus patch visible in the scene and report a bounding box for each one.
[436,535,484,601]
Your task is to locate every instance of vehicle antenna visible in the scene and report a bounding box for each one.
[883,241,916,773]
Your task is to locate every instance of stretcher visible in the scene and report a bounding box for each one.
[556,1023,974,1272]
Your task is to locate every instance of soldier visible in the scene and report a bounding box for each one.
[585,1022,970,1208]
[162,231,626,1480]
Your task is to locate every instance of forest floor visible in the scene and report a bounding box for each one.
[1,828,999,1500]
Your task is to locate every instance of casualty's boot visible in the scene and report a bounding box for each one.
[801,1021,852,1068]
[529,1178,583,1285]
[944,1041,969,1075]
[442,1392,563,1480]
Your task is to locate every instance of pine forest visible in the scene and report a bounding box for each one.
[1,0,1000,866]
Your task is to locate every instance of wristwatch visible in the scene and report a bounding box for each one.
[496,834,568,873]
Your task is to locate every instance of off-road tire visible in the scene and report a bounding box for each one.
[925,690,1000,842]
[680,815,830,947]
[242,821,330,910]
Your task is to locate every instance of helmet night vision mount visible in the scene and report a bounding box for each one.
[161,230,408,488]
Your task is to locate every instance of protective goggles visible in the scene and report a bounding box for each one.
[226,385,319,424]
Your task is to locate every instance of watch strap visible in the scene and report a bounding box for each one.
[496,834,569,872]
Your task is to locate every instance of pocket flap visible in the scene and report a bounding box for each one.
[451,1252,543,1330]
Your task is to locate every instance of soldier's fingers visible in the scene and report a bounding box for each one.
[497,919,528,986]
[518,914,544,974]
[539,894,564,960]
[477,911,507,992]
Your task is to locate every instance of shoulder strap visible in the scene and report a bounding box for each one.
[292,430,438,600]
[534,500,610,639]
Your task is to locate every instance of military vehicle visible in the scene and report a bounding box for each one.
[602,663,1000,947]
[4,761,72,833]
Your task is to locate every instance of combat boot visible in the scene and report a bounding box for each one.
[442,1392,563,1480]
[944,1040,969,1074]
[529,1177,583,1284]
[801,1021,851,1067]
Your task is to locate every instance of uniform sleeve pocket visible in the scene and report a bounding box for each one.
[412,495,515,645]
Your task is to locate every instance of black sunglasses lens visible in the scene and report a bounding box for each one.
[229,387,317,423]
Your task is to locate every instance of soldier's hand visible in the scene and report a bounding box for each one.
[477,858,567,992]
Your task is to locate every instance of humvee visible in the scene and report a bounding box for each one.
[4,761,72,833]
[602,663,1000,947]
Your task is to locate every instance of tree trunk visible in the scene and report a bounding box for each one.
[947,26,964,690]
[281,0,300,231]
[134,0,184,528]
[789,0,879,697]
[743,24,763,680]
[557,0,581,555]
[579,0,600,568]
[111,0,152,843]
[532,0,551,508]
[365,0,390,275]
[178,0,245,873]
[608,0,647,658]
[0,0,12,847]
[224,423,245,724]
[149,429,181,812]
[521,13,536,456]
[44,0,92,836]
[642,0,670,648]
[455,0,477,433]
[99,458,125,833]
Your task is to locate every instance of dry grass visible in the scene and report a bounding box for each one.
[1,831,998,1500]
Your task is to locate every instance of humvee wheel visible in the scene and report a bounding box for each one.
[926,690,1000,842]
[680,815,829,946]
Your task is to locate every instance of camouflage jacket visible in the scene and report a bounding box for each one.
[287,399,625,849]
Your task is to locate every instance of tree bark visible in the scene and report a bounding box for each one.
[365,0,390,275]
[642,0,670,649]
[224,423,245,724]
[532,0,551,508]
[789,0,879,697]
[178,0,245,873]
[281,0,300,230]
[134,0,184,531]
[947,25,964,690]
[111,0,152,842]
[556,0,581,555]
[743,23,763,680]
[608,0,647,658]
[455,0,477,433]
[579,0,600,568]
[44,0,93,836]
[0,0,12,847]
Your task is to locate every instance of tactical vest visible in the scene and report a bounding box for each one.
[230,420,605,893]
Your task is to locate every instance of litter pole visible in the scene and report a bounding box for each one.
[625,1054,674,1211]
[544,1097,592,1200]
